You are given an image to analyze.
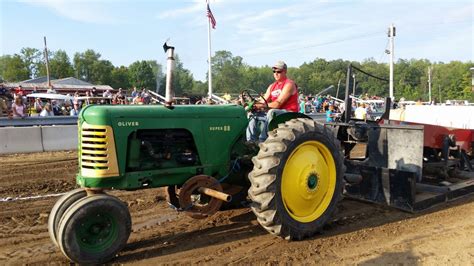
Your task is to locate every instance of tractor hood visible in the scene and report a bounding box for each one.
[79,104,247,126]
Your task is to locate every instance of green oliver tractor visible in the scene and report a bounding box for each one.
[48,68,474,264]
[52,45,474,264]
[47,102,344,263]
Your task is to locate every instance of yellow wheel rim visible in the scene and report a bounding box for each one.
[281,140,337,223]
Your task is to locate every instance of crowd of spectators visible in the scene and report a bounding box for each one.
[0,85,161,119]
[296,93,388,121]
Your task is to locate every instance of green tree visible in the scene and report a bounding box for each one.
[48,50,74,79]
[1,46,472,102]
[431,62,457,102]
[359,59,389,97]
[90,60,114,85]
[0,54,29,82]
[322,59,350,98]
[37,50,74,79]
[73,49,101,82]
[129,60,156,90]
[191,80,208,95]
[242,66,273,94]
[211,50,246,93]
[395,59,418,100]
[393,59,431,100]
[110,66,130,89]
[434,61,473,101]
[299,58,351,96]
[461,71,474,101]
[173,55,194,95]
[20,47,43,78]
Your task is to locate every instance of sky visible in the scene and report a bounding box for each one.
[1,0,473,81]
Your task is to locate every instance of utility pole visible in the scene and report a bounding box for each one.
[44,36,51,88]
[428,66,432,103]
[387,24,396,101]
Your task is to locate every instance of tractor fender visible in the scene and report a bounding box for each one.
[268,112,312,132]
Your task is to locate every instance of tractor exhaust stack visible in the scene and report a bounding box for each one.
[163,42,175,108]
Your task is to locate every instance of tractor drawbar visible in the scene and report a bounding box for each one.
[198,187,232,202]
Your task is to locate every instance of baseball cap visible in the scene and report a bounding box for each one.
[272,60,287,70]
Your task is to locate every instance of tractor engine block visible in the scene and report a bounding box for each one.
[126,129,200,171]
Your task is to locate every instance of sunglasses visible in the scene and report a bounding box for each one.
[273,70,283,73]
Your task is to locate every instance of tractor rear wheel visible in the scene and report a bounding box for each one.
[57,194,131,264]
[48,188,87,247]
[248,118,344,240]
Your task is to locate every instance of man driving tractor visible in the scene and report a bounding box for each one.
[246,60,299,142]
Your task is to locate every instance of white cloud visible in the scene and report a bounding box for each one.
[444,3,473,22]
[20,0,120,24]
[156,1,203,19]
[398,26,473,62]
[226,2,377,59]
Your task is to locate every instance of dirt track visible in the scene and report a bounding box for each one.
[0,151,473,264]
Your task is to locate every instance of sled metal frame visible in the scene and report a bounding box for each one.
[326,122,474,212]
[330,64,474,212]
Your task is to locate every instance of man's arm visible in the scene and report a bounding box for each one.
[262,84,272,102]
[253,84,272,110]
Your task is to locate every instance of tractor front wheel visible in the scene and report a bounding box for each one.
[57,194,131,264]
[48,188,87,247]
[248,118,344,240]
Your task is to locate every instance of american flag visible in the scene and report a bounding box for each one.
[207,3,216,29]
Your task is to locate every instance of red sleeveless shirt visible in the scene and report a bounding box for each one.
[269,78,299,112]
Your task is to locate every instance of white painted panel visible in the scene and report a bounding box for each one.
[0,127,43,154]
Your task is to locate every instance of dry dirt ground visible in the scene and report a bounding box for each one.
[0,151,473,265]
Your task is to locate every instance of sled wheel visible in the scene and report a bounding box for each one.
[57,194,131,264]
[48,188,87,247]
[248,118,344,240]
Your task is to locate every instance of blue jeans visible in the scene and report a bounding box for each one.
[246,109,288,142]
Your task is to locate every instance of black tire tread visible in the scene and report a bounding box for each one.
[57,194,131,264]
[47,188,87,247]
[248,118,345,240]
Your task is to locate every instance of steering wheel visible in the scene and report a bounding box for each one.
[240,89,268,112]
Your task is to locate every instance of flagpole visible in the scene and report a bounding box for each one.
[207,1,213,101]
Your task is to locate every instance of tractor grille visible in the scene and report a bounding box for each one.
[80,123,119,177]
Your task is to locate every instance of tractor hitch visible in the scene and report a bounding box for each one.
[198,187,232,202]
